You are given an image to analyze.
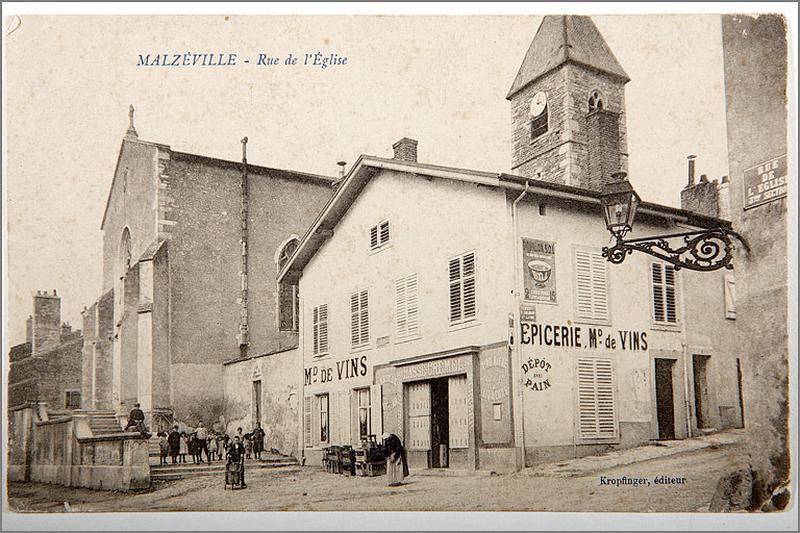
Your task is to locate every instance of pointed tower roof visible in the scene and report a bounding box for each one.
[507,15,629,99]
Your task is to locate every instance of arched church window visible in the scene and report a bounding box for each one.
[588,90,605,112]
[119,228,132,275]
[277,238,300,331]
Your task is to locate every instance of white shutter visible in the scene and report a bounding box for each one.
[575,250,608,322]
[407,382,431,450]
[303,396,312,447]
[371,384,383,437]
[396,278,407,336]
[462,253,476,319]
[359,290,369,345]
[448,375,469,449]
[577,358,617,439]
[724,273,736,319]
[350,293,360,346]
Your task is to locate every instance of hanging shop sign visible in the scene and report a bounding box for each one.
[744,154,787,209]
[522,238,557,304]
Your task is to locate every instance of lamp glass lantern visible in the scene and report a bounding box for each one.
[599,173,641,238]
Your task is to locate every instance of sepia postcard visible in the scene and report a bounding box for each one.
[2,2,797,531]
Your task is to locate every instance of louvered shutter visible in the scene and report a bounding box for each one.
[312,307,320,354]
[370,226,378,249]
[396,274,419,338]
[652,263,678,324]
[724,273,736,319]
[380,221,390,245]
[350,293,360,346]
[448,375,469,449]
[359,290,369,345]
[577,358,617,439]
[396,278,407,336]
[575,250,608,322]
[318,304,328,353]
[303,396,312,447]
[449,258,462,322]
[462,253,476,319]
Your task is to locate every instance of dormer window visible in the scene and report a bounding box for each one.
[588,90,605,112]
[370,220,390,251]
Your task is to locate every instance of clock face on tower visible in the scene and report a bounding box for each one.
[529,91,547,117]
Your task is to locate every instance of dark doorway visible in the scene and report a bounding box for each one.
[429,378,449,468]
[655,358,676,440]
[736,358,745,428]
[693,354,711,429]
[253,380,262,427]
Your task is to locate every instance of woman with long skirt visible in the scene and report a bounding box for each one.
[382,432,409,487]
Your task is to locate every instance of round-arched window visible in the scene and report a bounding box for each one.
[278,238,300,270]
[119,228,132,275]
[588,90,605,112]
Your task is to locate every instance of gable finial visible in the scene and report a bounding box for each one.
[126,104,138,139]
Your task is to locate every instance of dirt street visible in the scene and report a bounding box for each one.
[7,440,747,513]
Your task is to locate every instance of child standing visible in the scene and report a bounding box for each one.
[158,432,169,465]
[244,434,253,460]
[179,432,189,463]
[208,432,218,463]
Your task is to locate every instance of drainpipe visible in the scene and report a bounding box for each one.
[679,269,693,439]
[239,137,250,358]
[511,179,531,469]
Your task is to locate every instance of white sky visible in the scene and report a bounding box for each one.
[4,13,732,346]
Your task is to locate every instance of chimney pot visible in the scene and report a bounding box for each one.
[336,161,347,179]
[392,137,418,162]
[722,175,730,184]
[687,155,697,186]
[700,174,709,183]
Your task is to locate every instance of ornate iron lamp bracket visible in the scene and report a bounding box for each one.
[602,228,748,272]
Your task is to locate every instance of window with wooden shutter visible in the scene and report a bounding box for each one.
[396,274,419,339]
[278,283,299,331]
[369,220,390,251]
[303,396,312,447]
[350,289,369,347]
[312,304,328,355]
[724,273,736,319]
[449,251,477,324]
[651,262,678,324]
[577,358,617,439]
[574,249,609,323]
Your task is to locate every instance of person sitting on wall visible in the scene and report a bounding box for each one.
[383,432,409,487]
[125,403,149,435]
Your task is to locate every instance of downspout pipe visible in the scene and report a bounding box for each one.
[511,179,531,469]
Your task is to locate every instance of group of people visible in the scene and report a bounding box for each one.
[157,421,268,467]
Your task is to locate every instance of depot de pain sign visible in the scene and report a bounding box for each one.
[744,155,787,209]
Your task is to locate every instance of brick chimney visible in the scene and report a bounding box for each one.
[32,289,62,354]
[717,175,731,220]
[680,156,721,218]
[392,137,418,162]
[584,109,621,191]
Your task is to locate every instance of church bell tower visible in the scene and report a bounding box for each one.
[507,15,630,191]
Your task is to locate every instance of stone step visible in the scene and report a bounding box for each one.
[151,456,291,469]
[150,460,298,481]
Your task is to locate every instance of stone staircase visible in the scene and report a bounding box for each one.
[150,454,299,481]
[86,410,124,435]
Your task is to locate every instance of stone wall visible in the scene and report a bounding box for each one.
[81,289,115,410]
[8,338,83,409]
[8,403,150,492]
[222,348,301,458]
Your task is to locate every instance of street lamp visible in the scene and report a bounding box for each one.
[598,173,747,272]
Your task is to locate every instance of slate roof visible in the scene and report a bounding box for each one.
[507,15,630,99]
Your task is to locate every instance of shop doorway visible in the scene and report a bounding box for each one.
[654,358,676,440]
[430,378,450,468]
[692,354,711,429]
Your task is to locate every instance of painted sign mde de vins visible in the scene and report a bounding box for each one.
[522,238,556,303]
[744,154,787,209]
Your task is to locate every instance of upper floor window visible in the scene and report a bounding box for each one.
[395,274,419,339]
[588,90,605,112]
[449,252,477,324]
[370,221,390,251]
[277,238,301,331]
[312,304,329,356]
[651,262,678,325]
[574,248,610,324]
[350,289,370,348]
